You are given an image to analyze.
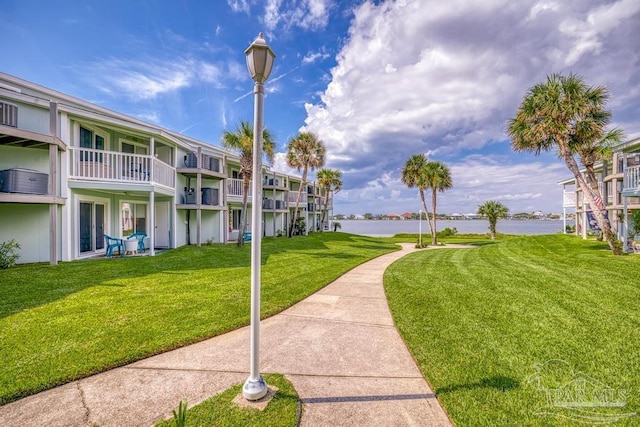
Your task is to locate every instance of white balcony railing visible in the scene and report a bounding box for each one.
[624,165,640,191]
[227,178,252,198]
[69,147,175,188]
[563,191,576,208]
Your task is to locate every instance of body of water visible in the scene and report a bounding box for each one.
[337,219,570,236]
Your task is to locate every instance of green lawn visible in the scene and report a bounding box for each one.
[0,232,398,404]
[384,234,640,426]
[155,374,299,427]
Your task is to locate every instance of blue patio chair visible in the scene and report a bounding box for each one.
[127,232,147,252]
[243,231,252,242]
[105,235,124,257]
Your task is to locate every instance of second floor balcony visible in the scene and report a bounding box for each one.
[624,165,640,193]
[69,148,175,189]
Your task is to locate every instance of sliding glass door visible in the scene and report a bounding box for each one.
[79,201,106,254]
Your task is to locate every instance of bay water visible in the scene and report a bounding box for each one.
[337,219,569,237]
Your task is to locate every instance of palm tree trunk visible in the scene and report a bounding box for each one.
[419,189,435,239]
[289,169,308,237]
[562,149,622,254]
[238,178,250,247]
[431,188,438,245]
[319,192,329,232]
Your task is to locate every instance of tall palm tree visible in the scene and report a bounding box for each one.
[401,154,434,238]
[477,200,509,240]
[424,161,452,245]
[222,121,275,246]
[287,132,326,236]
[507,73,622,254]
[317,168,342,231]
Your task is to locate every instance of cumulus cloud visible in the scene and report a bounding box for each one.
[302,0,640,214]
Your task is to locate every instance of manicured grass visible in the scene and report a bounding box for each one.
[384,235,640,426]
[0,232,398,404]
[155,374,299,427]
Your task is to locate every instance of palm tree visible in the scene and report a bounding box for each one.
[287,132,326,236]
[507,73,622,254]
[317,168,342,231]
[477,200,509,239]
[576,129,624,193]
[424,161,452,245]
[401,154,434,238]
[222,121,275,247]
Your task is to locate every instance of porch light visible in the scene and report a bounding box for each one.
[242,32,275,402]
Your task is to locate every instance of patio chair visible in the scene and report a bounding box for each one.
[127,232,147,252]
[243,231,252,242]
[105,235,124,257]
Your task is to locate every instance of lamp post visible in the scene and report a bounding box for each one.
[419,209,422,247]
[243,32,275,401]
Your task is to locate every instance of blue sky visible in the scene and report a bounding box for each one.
[2,0,639,216]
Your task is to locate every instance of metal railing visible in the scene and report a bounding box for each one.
[287,192,307,203]
[69,148,175,188]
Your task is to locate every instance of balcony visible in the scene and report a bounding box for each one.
[623,165,640,193]
[227,178,252,199]
[287,192,307,203]
[263,198,287,210]
[69,148,175,189]
[562,191,576,208]
[177,152,224,178]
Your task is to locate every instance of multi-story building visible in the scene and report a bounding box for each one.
[560,136,640,251]
[0,72,332,265]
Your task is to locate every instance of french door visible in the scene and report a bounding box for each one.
[79,201,106,254]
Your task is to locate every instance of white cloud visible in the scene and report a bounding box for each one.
[302,48,330,64]
[84,56,244,101]
[227,0,251,13]
[263,0,332,32]
[301,0,640,215]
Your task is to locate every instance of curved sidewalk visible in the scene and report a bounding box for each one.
[1,243,452,426]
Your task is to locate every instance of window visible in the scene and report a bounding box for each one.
[121,202,147,237]
[79,125,106,161]
[121,140,148,155]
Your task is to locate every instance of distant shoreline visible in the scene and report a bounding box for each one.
[335,219,571,236]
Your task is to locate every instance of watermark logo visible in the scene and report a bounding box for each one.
[527,359,636,424]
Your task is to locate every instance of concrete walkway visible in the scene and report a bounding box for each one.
[1,243,452,426]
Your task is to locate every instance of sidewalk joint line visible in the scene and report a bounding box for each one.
[279,313,396,328]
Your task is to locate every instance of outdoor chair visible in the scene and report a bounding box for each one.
[243,231,252,242]
[127,232,147,252]
[105,235,124,257]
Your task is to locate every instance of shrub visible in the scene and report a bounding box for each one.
[0,240,20,269]
[438,227,458,237]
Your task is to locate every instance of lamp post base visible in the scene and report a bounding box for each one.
[243,375,268,401]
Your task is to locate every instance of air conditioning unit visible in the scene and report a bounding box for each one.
[184,153,198,168]
[201,188,219,205]
[0,102,18,127]
[184,188,196,204]
[0,168,48,194]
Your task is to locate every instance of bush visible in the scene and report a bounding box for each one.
[438,227,458,237]
[0,240,20,269]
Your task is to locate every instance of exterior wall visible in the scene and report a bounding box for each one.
[0,204,51,263]
[0,145,50,173]
[5,100,50,135]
